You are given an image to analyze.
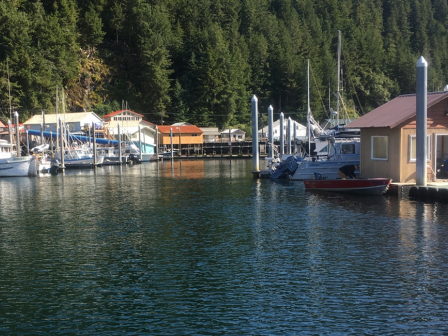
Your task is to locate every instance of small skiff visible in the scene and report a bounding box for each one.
[304,178,392,195]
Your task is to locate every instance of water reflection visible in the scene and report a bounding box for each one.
[1,160,448,335]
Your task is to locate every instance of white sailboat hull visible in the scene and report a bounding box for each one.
[0,156,37,177]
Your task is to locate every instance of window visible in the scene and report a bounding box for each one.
[341,144,355,154]
[409,135,431,162]
[371,136,388,160]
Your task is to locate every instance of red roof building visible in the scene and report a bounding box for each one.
[346,91,448,183]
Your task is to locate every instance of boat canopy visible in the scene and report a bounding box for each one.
[27,129,119,145]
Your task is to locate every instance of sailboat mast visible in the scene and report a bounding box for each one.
[307,59,311,157]
[56,85,59,149]
[7,59,12,122]
[336,30,341,127]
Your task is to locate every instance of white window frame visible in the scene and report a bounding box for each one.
[409,135,431,162]
[371,136,388,160]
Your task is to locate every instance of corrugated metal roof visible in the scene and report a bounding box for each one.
[157,125,203,134]
[346,91,448,129]
[24,112,101,125]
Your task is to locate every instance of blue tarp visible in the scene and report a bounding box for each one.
[27,129,120,145]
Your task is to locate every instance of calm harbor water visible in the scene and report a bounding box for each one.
[1,159,447,335]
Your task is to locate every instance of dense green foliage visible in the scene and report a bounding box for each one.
[1,0,448,129]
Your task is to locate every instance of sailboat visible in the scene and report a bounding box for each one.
[0,63,37,177]
[268,31,361,180]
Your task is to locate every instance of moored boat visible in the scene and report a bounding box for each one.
[304,178,392,195]
[0,139,37,177]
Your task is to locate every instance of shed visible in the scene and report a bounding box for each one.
[346,91,448,183]
[157,125,203,154]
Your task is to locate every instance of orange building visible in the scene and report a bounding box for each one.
[157,125,203,154]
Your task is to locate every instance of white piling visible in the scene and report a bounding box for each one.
[92,121,97,166]
[118,123,122,164]
[59,118,65,169]
[280,112,284,157]
[268,105,274,158]
[40,122,44,145]
[251,95,259,172]
[155,126,159,160]
[416,56,428,186]
[287,117,291,154]
[293,121,297,153]
[170,127,174,160]
[138,125,143,161]
[26,130,29,155]
[8,120,12,145]
[14,112,20,157]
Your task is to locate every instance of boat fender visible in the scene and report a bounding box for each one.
[437,188,448,203]
[409,186,418,199]
[428,188,438,203]
[418,187,429,202]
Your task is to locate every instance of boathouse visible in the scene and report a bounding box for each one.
[346,91,448,183]
[157,125,204,154]
[102,110,157,153]
[24,112,103,134]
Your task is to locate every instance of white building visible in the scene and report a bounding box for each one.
[258,119,307,141]
[24,112,103,134]
[102,110,157,154]
[220,129,246,141]
[200,127,220,142]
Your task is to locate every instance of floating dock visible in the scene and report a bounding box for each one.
[387,182,448,203]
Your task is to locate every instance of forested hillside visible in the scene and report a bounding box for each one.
[1,0,448,130]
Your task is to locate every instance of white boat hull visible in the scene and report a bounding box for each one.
[0,156,37,177]
[289,159,360,180]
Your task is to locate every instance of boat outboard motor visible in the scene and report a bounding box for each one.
[50,159,60,175]
[128,154,142,164]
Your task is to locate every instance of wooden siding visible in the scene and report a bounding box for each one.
[359,128,401,182]
[159,133,203,145]
[399,99,448,129]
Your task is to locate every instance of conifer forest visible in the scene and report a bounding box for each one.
[1,0,448,132]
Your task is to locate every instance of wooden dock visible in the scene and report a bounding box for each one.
[387,181,448,203]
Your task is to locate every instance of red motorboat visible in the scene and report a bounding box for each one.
[304,178,392,195]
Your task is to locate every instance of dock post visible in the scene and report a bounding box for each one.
[268,105,273,158]
[40,122,44,145]
[156,126,159,160]
[252,95,259,173]
[14,112,20,157]
[293,121,297,153]
[118,123,122,164]
[59,117,65,169]
[138,125,143,161]
[280,112,284,157]
[92,121,97,166]
[416,56,428,186]
[287,117,291,154]
[26,130,29,155]
[8,120,12,146]
[170,127,174,160]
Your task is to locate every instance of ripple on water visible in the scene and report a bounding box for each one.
[1,162,448,335]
